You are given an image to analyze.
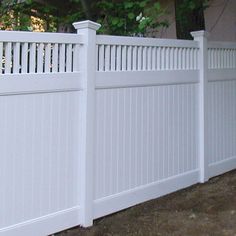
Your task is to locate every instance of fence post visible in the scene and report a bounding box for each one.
[73,20,101,226]
[191,31,210,183]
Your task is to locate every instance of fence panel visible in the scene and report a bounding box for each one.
[207,42,236,178]
[94,36,200,219]
[0,31,85,236]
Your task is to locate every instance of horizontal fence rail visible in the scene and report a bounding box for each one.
[0,21,236,236]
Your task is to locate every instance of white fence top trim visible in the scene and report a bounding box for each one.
[96,35,199,48]
[0,30,84,44]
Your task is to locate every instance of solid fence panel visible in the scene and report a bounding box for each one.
[207,41,236,178]
[94,84,199,218]
[0,29,85,236]
[0,91,83,236]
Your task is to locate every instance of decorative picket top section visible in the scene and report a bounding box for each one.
[208,42,236,69]
[96,35,199,72]
[0,31,83,74]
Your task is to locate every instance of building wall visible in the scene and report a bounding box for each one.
[205,0,236,41]
[154,0,236,42]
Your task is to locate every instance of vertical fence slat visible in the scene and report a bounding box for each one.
[208,49,211,69]
[142,46,147,70]
[147,47,152,70]
[229,49,232,68]
[13,42,20,73]
[72,44,79,72]
[66,44,72,72]
[174,47,178,70]
[0,42,3,74]
[5,42,12,74]
[21,43,28,73]
[166,47,170,70]
[132,46,137,71]
[110,45,116,71]
[190,48,193,69]
[52,43,59,72]
[156,47,161,70]
[116,45,121,71]
[170,47,174,70]
[98,45,104,71]
[105,45,110,71]
[121,45,127,71]
[44,43,51,73]
[37,43,44,73]
[127,46,132,71]
[29,43,36,73]
[161,47,166,70]
[137,46,142,70]
[151,47,156,70]
[59,44,65,72]
[186,48,190,69]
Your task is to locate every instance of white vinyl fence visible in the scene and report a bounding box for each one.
[0,21,235,236]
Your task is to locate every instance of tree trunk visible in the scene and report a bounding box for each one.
[175,0,205,39]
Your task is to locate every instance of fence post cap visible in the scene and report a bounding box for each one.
[73,20,101,31]
[190,30,210,39]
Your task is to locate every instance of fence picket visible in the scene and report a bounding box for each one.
[0,42,3,74]
[45,43,51,73]
[59,44,65,72]
[105,45,110,71]
[110,45,116,71]
[52,43,59,72]
[132,46,137,71]
[29,43,36,73]
[37,43,44,73]
[21,43,28,73]
[5,42,12,74]
[98,45,104,71]
[121,45,127,71]
[13,42,20,73]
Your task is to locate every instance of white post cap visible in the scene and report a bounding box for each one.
[73,20,101,31]
[191,30,210,39]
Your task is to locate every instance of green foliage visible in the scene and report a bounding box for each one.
[0,0,58,31]
[0,0,169,36]
[96,0,168,36]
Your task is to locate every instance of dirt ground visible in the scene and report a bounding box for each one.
[56,170,236,236]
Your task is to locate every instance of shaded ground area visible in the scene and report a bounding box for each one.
[56,170,236,236]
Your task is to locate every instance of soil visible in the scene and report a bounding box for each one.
[55,170,236,236]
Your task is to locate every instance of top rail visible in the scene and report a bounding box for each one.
[208,41,236,49]
[0,30,84,44]
[96,35,199,48]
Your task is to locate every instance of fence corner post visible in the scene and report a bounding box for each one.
[191,30,210,183]
[73,20,101,227]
